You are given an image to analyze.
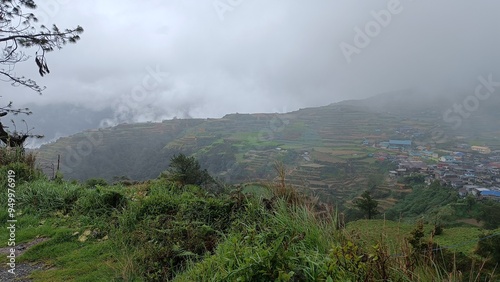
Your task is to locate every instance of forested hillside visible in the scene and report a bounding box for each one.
[37,92,500,206]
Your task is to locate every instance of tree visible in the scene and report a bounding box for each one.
[475,200,500,229]
[475,232,500,266]
[161,154,214,187]
[354,190,379,219]
[1,0,83,93]
[0,108,42,147]
[0,0,83,148]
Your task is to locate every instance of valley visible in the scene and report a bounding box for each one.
[36,92,500,209]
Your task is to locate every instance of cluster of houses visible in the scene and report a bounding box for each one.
[428,158,500,200]
[378,139,413,150]
[369,137,500,201]
[462,185,500,201]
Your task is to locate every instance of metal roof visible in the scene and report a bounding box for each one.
[389,140,412,146]
[481,190,500,197]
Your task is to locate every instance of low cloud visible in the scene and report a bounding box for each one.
[1,0,500,139]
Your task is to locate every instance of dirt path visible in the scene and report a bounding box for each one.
[0,238,49,281]
[457,218,484,227]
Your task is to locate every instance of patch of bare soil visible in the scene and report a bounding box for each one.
[457,218,484,227]
[0,237,49,281]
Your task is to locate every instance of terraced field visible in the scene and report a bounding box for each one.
[36,94,500,205]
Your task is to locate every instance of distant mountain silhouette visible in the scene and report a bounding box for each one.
[36,91,500,186]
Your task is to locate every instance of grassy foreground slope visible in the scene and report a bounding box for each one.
[0,168,498,281]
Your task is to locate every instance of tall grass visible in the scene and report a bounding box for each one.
[174,192,340,281]
[175,173,498,281]
[3,161,498,281]
[0,146,37,167]
[15,180,82,216]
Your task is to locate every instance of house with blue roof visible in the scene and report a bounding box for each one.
[388,140,412,150]
[480,190,500,201]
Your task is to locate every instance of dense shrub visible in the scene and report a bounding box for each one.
[137,194,178,219]
[0,161,42,188]
[401,174,425,185]
[175,198,340,281]
[5,169,497,281]
[85,177,108,188]
[0,147,36,166]
[136,220,219,281]
[475,200,500,230]
[17,180,82,216]
[117,181,239,281]
[76,189,127,217]
[12,179,127,219]
[476,232,500,267]
[385,185,457,220]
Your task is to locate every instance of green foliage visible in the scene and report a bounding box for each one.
[385,181,500,232]
[5,177,500,281]
[0,161,39,186]
[161,153,215,187]
[354,190,379,219]
[432,223,443,236]
[0,147,36,166]
[118,180,236,281]
[176,198,339,281]
[16,180,82,216]
[327,239,368,280]
[408,220,426,254]
[54,171,64,184]
[475,200,500,229]
[0,148,45,198]
[76,189,127,218]
[326,239,399,281]
[402,174,425,185]
[475,232,500,266]
[21,230,117,281]
[367,173,385,189]
[346,219,493,280]
[11,179,126,218]
[385,184,457,221]
[453,195,500,229]
[374,160,398,173]
[84,177,108,188]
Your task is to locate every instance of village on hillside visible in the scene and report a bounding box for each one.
[365,132,500,201]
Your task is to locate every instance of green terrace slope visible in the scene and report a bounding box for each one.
[37,119,206,180]
[37,105,398,177]
[36,94,500,204]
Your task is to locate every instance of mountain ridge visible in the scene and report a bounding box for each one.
[36,91,500,196]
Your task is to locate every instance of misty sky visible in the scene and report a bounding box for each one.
[2,0,500,132]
